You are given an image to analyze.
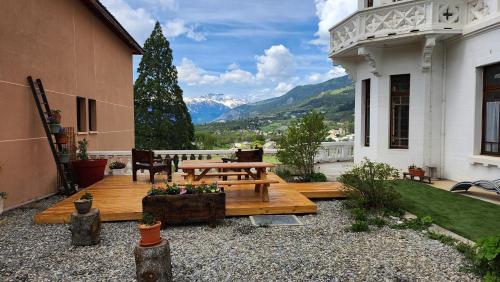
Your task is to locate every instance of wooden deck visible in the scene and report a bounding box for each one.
[34,174,345,224]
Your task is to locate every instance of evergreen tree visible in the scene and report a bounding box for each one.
[134,22,194,149]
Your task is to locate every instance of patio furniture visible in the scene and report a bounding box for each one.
[402,172,432,184]
[178,161,278,202]
[222,148,263,180]
[132,149,172,183]
[450,180,500,194]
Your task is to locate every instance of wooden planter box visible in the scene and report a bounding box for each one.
[142,193,225,228]
[409,168,425,178]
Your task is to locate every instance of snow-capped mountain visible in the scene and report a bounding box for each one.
[184,94,247,124]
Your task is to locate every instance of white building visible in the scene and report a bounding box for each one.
[329,0,500,181]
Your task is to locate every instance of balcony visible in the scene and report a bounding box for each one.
[329,0,491,57]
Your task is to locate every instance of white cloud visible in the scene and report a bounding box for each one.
[177,58,253,85]
[163,19,206,41]
[307,66,346,83]
[256,45,296,80]
[311,0,357,46]
[274,82,294,94]
[101,0,155,44]
[145,0,177,11]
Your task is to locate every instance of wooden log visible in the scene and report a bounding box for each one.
[134,239,172,282]
[70,208,101,246]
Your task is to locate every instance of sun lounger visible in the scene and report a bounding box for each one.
[450,180,500,194]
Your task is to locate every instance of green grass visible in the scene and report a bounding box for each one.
[394,180,500,241]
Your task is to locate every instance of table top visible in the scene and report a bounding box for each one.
[179,161,276,170]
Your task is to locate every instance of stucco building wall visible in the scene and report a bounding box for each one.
[0,0,137,209]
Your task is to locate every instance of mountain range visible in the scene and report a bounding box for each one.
[185,76,354,124]
[184,94,246,124]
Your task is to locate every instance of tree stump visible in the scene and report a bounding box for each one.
[134,239,173,282]
[70,208,101,246]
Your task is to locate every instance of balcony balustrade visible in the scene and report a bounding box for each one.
[88,141,354,175]
[330,0,491,56]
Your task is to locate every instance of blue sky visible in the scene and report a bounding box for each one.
[101,0,357,101]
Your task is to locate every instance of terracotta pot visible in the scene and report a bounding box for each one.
[74,199,92,214]
[55,133,68,144]
[71,159,108,188]
[138,221,162,247]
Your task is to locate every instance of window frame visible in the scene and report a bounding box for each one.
[76,97,87,132]
[363,79,371,147]
[88,99,97,132]
[389,74,410,149]
[481,63,500,156]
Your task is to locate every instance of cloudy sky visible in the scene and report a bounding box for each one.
[101,0,357,101]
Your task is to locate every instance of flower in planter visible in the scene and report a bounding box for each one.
[109,161,126,170]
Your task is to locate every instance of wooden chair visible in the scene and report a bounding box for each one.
[222,148,264,180]
[132,149,172,183]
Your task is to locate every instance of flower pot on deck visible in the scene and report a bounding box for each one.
[71,159,108,188]
[138,221,162,247]
[74,199,92,214]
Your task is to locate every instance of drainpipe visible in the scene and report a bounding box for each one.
[439,44,447,179]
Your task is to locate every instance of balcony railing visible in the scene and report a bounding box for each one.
[329,0,490,55]
[88,141,354,175]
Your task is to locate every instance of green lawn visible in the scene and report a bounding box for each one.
[394,180,500,241]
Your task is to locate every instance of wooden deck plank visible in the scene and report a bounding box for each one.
[34,175,343,224]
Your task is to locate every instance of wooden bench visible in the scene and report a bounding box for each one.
[180,171,249,178]
[177,179,279,202]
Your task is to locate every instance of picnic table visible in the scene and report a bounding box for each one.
[178,162,278,202]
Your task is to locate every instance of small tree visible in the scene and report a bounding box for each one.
[277,111,328,178]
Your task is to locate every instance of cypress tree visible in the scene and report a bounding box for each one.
[134,22,194,149]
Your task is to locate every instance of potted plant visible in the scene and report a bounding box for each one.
[138,213,162,247]
[50,109,62,123]
[0,192,7,215]
[58,148,70,163]
[71,139,108,188]
[55,127,68,144]
[74,192,93,214]
[47,113,61,134]
[108,161,127,176]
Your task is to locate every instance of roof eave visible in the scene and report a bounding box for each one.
[81,0,144,55]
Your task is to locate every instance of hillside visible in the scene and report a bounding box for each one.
[218,75,353,120]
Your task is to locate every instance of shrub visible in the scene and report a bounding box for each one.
[77,138,89,160]
[140,213,156,226]
[80,192,93,200]
[276,111,328,178]
[369,217,387,228]
[303,172,327,182]
[350,221,369,232]
[392,216,433,231]
[109,161,127,169]
[351,208,367,221]
[475,235,500,277]
[338,158,401,212]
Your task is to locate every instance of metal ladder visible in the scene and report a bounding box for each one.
[27,76,76,196]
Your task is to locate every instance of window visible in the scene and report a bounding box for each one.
[363,79,371,147]
[88,99,97,132]
[367,0,373,7]
[76,97,87,132]
[390,74,410,149]
[482,63,500,155]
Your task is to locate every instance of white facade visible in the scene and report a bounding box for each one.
[330,0,500,181]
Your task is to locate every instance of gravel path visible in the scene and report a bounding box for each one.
[0,197,478,281]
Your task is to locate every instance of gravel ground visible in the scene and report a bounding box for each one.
[0,197,478,281]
